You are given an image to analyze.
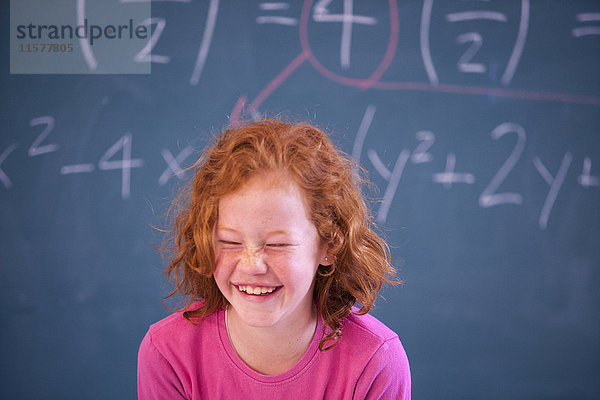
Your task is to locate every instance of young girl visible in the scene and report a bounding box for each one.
[138,119,411,399]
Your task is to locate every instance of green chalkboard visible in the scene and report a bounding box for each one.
[1,1,599,398]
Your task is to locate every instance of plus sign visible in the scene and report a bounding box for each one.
[433,153,475,190]
[313,0,378,69]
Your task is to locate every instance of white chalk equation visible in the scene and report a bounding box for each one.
[351,105,600,230]
[95,0,220,85]
[2,104,597,231]
[257,2,298,26]
[68,0,600,106]
[228,0,599,126]
[0,113,195,199]
[421,0,529,86]
[3,0,598,231]
[572,12,600,38]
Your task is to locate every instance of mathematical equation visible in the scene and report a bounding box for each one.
[0,112,180,199]
[86,0,600,109]
[350,105,599,230]
[1,103,598,231]
[3,0,598,232]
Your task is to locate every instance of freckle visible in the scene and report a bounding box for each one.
[242,247,261,264]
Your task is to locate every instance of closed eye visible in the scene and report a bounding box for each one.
[218,240,242,246]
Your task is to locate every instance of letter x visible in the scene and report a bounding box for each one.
[0,144,17,189]
[159,146,195,186]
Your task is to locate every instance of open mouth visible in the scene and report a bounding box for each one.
[236,285,281,296]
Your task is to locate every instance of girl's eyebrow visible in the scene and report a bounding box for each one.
[266,229,294,236]
[216,226,295,237]
[215,226,238,233]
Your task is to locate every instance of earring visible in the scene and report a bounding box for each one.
[318,258,336,277]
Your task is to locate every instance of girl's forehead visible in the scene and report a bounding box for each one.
[228,170,304,199]
[217,171,314,225]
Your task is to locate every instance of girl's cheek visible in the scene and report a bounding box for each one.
[214,248,242,267]
[212,249,227,271]
[264,251,301,277]
[213,252,236,283]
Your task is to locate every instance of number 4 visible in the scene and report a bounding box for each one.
[98,133,144,199]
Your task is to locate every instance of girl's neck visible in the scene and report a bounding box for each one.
[225,306,318,375]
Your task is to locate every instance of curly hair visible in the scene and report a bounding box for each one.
[163,118,399,351]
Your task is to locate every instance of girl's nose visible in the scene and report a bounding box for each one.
[237,245,268,274]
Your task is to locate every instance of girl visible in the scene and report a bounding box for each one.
[138,119,411,399]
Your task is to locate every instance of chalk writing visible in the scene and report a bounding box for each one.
[370,149,411,224]
[98,134,144,199]
[190,0,219,86]
[410,131,435,165]
[59,134,143,199]
[348,114,596,230]
[3,1,599,232]
[260,2,290,11]
[578,157,600,187]
[572,12,600,37]
[312,0,378,69]
[134,18,169,64]
[79,0,218,85]
[226,0,600,127]
[533,152,573,230]
[28,116,59,157]
[479,122,526,208]
[433,153,476,189]
[257,1,297,26]
[351,104,376,176]
[2,104,598,233]
[455,32,485,73]
[421,0,529,86]
[420,0,437,84]
[445,11,507,23]
[0,144,18,189]
[77,0,97,71]
[159,146,194,186]
[61,164,95,175]
[502,0,529,85]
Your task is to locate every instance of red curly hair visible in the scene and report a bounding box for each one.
[163,119,399,350]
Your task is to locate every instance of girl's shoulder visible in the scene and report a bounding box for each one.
[145,301,217,345]
[341,307,399,345]
[322,309,410,397]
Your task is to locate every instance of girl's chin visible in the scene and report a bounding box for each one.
[231,308,281,329]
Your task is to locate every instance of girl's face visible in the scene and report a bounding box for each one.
[212,171,329,331]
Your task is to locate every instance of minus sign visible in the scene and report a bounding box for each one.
[60,164,95,175]
[259,3,290,11]
[256,16,298,26]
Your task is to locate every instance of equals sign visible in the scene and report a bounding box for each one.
[572,13,600,37]
[256,2,298,26]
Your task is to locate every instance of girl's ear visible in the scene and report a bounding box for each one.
[320,254,333,267]
[318,241,332,266]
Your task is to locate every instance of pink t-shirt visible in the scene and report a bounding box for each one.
[138,306,410,399]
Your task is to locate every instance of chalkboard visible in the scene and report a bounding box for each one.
[1,1,599,398]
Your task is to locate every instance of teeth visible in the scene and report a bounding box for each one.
[238,285,277,295]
